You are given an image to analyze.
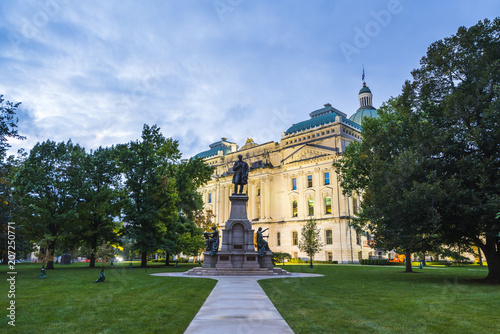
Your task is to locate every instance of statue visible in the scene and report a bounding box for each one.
[204,226,219,256]
[257,227,271,257]
[232,154,249,194]
[38,266,46,279]
[95,266,106,283]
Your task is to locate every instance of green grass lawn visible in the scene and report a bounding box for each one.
[2,263,499,334]
[260,264,500,334]
[0,262,216,334]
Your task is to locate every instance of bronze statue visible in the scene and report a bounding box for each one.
[232,154,249,194]
[257,227,271,256]
[204,226,219,256]
[38,266,46,279]
[95,266,106,283]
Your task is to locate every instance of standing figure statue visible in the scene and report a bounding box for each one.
[204,226,220,256]
[257,227,271,257]
[38,266,46,279]
[232,154,249,194]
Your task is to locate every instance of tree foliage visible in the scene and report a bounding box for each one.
[72,146,123,268]
[335,18,500,280]
[13,140,85,269]
[299,218,323,268]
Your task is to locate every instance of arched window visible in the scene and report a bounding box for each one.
[292,200,298,217]
[308,198,314,216]
[292,231,298,246]
[325,197,332,214]
[325,230,333,245]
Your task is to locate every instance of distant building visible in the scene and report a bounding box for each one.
[195,83,378,262]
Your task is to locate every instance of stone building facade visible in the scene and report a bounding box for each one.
[195,84,379,262]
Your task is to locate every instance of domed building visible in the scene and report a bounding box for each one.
[194,81,379,263]
[349,82,378,125]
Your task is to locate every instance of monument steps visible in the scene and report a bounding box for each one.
[186,266,290,276]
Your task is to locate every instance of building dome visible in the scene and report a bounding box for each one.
[349,106,378,125]
[349,82,377,126]
[359,86,372,94]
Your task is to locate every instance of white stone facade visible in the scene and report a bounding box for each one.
[197,103,377,263]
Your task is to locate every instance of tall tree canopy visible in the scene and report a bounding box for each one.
[335,18,500,281]
[118,124,182,268]
[72,146,123,268]
[13,140,85,269]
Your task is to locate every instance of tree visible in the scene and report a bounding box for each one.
[298,218,323,268]
[335,18,500,280]
[13,140,85,269]
[118,124,181,268]
[405,18,500,282]
[161,158,213,265]
[0,95,25,161]
[334,98,443,273]
[0,96,25,265]
[72,147,123,268]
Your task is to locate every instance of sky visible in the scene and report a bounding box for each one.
[1,0,499,158]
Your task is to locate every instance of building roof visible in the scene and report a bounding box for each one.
[349,106,378,125]
[284,104,357,135]
[359,86,372,94]
[194,137,236,159]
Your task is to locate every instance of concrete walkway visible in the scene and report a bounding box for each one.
[151,272,322,334]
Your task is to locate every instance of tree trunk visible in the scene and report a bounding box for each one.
[0,252,8,265]
[164,251,170,266]
[46,243,55,269]
[89,251,96,268]
[482,236,500,283]
[309,256,313,268]
[141,251,147,268]
[422,253,427,266]
[404,250,412,273]
[89,235,97,268]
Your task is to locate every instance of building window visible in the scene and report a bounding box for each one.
[208,192,212,203]
[326,230,333,245]
[292,177,297,190]
[324,172,330,185]
[292,200,298,217]
[292,231,298,246]
[307,175,313,188]
[308,198,314,216]
[327,251,333,261]
[356,232,361,246]
[353,196,358,214]
[325,197,332,214]
[277,232,281,246]
[257,188,260,196]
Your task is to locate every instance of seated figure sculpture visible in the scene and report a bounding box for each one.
[257,227,271,257]
[204,226,219,256]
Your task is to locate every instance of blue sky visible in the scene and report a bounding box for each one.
[1,0,499,158]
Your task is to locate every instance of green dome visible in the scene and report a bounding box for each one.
[349,106,377,125]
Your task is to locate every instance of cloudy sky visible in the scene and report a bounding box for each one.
[1,0,499,158]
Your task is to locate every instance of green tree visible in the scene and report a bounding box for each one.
[118,124,181,268]
[13,140,85,269]
[0,96,25,265]
[161,158,213,265]
[335,98,443,273]
[336,18,500,280]
[405,18,500,282]
[72,147,123,268]
[299,218,323,268]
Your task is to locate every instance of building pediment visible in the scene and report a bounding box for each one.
[282,144,337,164]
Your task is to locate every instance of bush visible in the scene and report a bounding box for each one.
[360,259,389,265]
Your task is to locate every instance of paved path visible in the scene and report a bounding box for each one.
[151,272,322,334]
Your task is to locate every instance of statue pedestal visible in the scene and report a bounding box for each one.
[193,194,288,276]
